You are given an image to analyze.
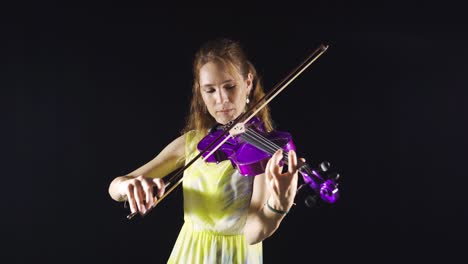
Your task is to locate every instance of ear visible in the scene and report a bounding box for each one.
[246,73,254,95]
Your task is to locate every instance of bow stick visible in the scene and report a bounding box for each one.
[127,44,329,219]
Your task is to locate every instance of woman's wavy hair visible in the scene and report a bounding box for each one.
[182,38,274,134]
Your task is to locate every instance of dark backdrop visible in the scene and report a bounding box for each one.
[5,3,468,264]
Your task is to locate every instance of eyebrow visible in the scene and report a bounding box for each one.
[202,79,234,88]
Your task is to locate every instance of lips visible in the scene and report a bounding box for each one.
[217,109,233,113]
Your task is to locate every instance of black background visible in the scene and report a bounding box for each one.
[5,2,468,263]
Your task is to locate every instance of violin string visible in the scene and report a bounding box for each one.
[241,129,280,154]
[239,130,319,187]
[244,129,292,164]
[244,129,314,176]
[242,127,279,150]
[242,128,314,175]
[242,128,290,163]
[250,129,314,175]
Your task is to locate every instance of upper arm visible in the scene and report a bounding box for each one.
[126,133,186,179]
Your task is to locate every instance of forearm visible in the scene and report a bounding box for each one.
[108,160,179,203]
[244,197,289,245]
[108,134,186,203]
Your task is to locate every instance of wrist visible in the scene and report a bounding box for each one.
[265,197,290,215]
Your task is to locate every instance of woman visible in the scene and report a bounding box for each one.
[108,38,301,263]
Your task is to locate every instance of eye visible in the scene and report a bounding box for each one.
[226,85,236,90]
[204,88,215,94]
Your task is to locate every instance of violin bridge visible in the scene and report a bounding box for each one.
[229,123,246,137]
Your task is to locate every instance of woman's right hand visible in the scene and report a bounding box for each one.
[119,175,165,215]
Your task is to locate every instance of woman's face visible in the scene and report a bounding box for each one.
[199,62,252,125]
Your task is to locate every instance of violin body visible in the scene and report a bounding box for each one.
[197,117,340,204]
[197,117,296,176]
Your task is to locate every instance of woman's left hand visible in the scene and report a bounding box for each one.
[265,149,301,213]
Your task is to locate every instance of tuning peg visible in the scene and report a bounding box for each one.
[319,161,330,172]
[296,183,308,193]
[304,194,318,208]
[327,172,340,181]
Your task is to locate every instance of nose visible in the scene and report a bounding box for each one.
[215,88,229,104]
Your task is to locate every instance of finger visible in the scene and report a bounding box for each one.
[265,155,274,182]
[153,178,165,199]
[296,157,306,169]
[268,151,278,180]
[126,184,137,214]
[272,149,284,176]
[268,150,283,192]
[288,149,298,175]
[140,179,154,210]
[288,151,300,191]
[133,181,146,215]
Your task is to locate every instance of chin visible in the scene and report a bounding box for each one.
[216,118,229,125]
[215,110,238,125]
[216,116,235,125]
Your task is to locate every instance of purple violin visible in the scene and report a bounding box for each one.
[197,116,340,205]
[126,44,334,219]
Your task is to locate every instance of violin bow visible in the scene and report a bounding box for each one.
[127,44,329,219]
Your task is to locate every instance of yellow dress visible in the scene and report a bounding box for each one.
[167,130,263,264]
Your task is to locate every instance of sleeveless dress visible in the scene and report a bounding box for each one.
[167,130,263,264]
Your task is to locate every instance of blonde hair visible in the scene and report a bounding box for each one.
[182,38,274,134]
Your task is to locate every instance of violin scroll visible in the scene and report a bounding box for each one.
[297,160,341,207]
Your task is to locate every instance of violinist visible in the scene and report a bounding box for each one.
[108,38,303,263]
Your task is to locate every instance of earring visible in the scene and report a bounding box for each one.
[246,97,250,104]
